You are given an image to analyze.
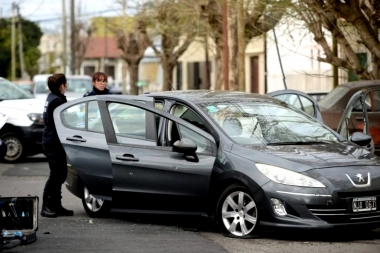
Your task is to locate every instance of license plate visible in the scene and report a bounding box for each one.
[352,197,377,212]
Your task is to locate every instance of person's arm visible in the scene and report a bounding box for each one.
[48,98,65,127]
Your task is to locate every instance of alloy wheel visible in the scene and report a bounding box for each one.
[221,190,258,237]
[3,135,23,162]
[83,186,104,213]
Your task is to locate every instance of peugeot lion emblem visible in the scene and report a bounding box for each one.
[345,173,371,188]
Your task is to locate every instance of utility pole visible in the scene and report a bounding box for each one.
[17,5,26,80]
[333,20,338,88]
[11,2,16,81]
[62,0,67,74]
[70,0,75,75]
[122,0,128,95]
[104,17,108,72]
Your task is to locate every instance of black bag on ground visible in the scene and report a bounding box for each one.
[0,196,38,245]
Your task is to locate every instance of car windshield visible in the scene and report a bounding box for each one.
[200,101,339,145]
[35,77,92,94]
[66,78,92,93]
[0,78,34,100]
[318,86,349,109]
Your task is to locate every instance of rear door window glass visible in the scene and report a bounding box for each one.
[108,103,147,140]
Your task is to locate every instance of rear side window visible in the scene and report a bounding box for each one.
[62,102,86,129]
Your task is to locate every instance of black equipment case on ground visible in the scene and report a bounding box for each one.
[0,196,38,244]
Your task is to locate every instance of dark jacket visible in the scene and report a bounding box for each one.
[42,92,67,144]
[83,87,111,97]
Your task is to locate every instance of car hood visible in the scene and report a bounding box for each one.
[232,142,380,172]
[0,98,44,113]
[309,165,380,191]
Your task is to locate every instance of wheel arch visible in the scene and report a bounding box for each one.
[208,171,261,217]
[0,123,24,138]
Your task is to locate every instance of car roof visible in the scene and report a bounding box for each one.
[339,80,380,89]
[145,90,280,104]
[66,75,91,79]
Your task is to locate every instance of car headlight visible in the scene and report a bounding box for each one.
[256,163,325,188]
[27,113,44,124]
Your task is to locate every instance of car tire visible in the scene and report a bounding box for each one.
[81,185,111,218]
[216,184,260,238]
[0,132,25,163]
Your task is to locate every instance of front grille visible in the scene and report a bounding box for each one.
[338,190,380,198]
[307,196,380,224]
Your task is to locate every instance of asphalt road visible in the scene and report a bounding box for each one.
[1,155,380,253]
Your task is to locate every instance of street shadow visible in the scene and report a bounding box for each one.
[111,212,380,242]
[0,155,47,165]
[259,227,380,242]
[113,213,220,234]
[21,154,48,163]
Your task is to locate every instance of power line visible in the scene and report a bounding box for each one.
[1,8,121,24]
[22,0,46,18]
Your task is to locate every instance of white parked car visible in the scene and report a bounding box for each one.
[33,74,93,100]
[0,77,45,162]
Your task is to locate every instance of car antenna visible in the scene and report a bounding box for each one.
[269,11,287,90]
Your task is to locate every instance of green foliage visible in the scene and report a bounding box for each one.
[0,18,42,79]
[24,47,41,77]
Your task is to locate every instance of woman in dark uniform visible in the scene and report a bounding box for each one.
[41,73,74,218]
[83,72,111,97]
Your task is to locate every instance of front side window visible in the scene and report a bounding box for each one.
[108,102,147,140]
[171,104,210,134]
[167,119,212,154]
[201,101,339,145]
[299,96,314,117]
[274,94,315,117]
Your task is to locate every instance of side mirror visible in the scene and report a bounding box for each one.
[173,138,197,154]
[351,132,372,146]
[172,138,199,162]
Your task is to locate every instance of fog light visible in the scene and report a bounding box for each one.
[270,198,287,216]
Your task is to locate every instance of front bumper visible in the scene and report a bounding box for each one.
[65,162,80,199]
[257,181,380,230]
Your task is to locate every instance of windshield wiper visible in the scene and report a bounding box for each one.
[266,141,331,146]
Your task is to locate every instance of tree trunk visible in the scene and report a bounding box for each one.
[237,0,245,91]
[128,62,139,95]
[228,1,238,91]
[162,60,175,91]
[215,40,224,90]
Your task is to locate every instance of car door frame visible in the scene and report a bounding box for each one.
[337,86,380,153]
[54,96,114,200]
[266,89,323,123]
[96,95,217,214]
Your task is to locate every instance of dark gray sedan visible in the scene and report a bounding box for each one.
[54,91,380,238]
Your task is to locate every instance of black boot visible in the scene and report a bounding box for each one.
[57,205,74,216]
[41,204,57,218]
[41,197,57,218]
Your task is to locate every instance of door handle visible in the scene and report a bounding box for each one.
[355,117,364,121]
[66,135,87,142]
[116,154,139,162]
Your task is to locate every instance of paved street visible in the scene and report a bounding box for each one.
[1,155,380,253]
